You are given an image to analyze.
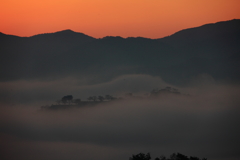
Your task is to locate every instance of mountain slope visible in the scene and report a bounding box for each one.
[158,19,240,83]
[0,19,239,85]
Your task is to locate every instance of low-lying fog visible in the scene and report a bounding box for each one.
[1,74,240,160]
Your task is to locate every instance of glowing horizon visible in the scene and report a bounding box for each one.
[1,0,240,39]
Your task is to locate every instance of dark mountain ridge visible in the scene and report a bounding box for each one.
[0,19,239,85]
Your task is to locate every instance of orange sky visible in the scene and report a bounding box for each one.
[1,0,240,39]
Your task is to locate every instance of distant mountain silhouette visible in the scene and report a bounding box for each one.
[0,19,239,85]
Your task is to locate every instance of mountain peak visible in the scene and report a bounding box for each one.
[53,29,95,39]
[29,29,96,41]
[56,29,76,33]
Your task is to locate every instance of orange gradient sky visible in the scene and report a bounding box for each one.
[1,0,240,39]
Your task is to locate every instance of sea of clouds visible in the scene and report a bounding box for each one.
[0,74,240,160]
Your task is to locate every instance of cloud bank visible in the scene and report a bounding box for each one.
[0,74,240,160]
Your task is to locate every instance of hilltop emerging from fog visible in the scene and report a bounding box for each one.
[42,87,185,110]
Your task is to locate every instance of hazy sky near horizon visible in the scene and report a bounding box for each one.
[1,0,240,38]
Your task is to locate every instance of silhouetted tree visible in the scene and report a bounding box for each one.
[157,155,166,160]
[98,96,105,101]
[172,153,188,160]
[87,96,97,101]
[189,157,200,160]
[159,87,180,94]
[150,87,180,96]
[61,95,73,104]
[130,153,151,160]
[105,95,114,101]
[134,153,207,160]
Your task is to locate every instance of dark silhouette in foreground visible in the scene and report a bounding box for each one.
[130,153,207,160]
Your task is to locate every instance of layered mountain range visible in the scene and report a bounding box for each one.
[1,19,240,85]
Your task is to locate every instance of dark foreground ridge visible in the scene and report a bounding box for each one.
[130,152,207,160]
